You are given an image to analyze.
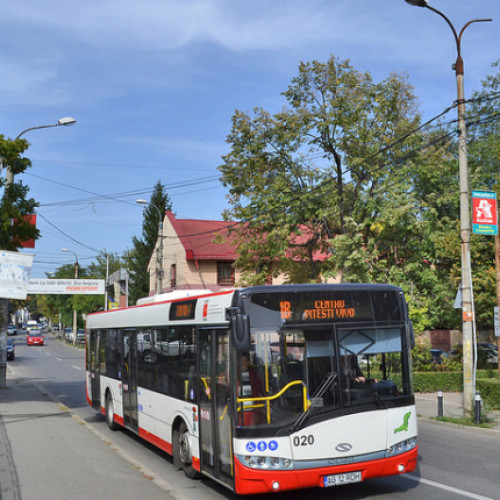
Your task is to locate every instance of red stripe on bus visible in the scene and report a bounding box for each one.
[233,447,418,495]
[138,427,173,456]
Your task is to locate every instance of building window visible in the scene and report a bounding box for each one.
[170,264,177,288]
[217,262,234,286]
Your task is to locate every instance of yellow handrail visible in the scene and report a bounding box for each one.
[236,380,309,424]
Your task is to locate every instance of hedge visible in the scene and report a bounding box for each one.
[413,371,500,410]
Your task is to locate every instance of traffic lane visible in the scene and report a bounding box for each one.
[415,420,498,499]
[9,334,88,408]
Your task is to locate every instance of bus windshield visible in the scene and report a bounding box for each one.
[234,289,412,431]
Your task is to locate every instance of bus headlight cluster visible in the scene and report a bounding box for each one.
[242,455,294,470]
[385,437,417,457]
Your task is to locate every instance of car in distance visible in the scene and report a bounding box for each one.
[7,338,15,360]
[77,329,85,344]
[7,324,17,336]
[64,327,73,342]
[27,328,44,346]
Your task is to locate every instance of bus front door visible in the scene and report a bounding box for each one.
[122,330,138,431]
[198,328,233,488]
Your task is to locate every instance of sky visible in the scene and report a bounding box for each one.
[1,0,498,279]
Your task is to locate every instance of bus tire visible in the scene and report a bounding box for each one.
[176,422,201,479]
[105,393,120,430]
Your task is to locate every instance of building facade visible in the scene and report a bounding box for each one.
[146,211,336,296]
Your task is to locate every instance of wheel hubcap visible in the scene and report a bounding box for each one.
[178,432,191,464]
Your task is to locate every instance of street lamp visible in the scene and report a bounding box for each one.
[0,117,76,388]
[136,199,164,294]
[62,248,79,345]
[404,0,492,413]
[5,117,77,186]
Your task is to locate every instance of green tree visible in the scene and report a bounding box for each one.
[125,181,172,304]
[220,55,422,282]
[0,136,39,249]
[219,54,476,332]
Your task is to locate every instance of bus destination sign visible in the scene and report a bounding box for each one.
[280,300,356,321]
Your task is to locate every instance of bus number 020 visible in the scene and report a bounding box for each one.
[293,435,314,447]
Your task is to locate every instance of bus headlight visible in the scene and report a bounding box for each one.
[386,437,417,457]
[241,455,294,470]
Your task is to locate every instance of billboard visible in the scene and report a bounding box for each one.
[27,279,105,295]
[0,251,34,300]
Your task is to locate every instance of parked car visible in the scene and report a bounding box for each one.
[27,329,44,346]
[7,338,15,360]
[64,328,73,342]
[477,343,498,364]
[77,329,86,344]
[7,324,17,336]
[430,349,446,364]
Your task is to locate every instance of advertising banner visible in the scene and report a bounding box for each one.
[0,251,34,300]
[27,279,105,295]
[472,191,498,235]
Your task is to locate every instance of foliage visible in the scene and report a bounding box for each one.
[125,181,172,304]
[35,251,122,327]
[219,55,500,333]
[0,136,39,249]
[412,371,463,392]
[220,55,424,285]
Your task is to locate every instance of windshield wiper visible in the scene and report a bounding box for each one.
[291,372,337,432]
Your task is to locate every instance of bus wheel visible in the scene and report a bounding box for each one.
[176,422,201,479]
[105,393,119,430]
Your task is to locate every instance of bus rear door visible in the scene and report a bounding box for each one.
[89,330,101,410]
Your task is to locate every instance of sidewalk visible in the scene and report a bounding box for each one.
[0,366,178,500]
[415,391,500,431]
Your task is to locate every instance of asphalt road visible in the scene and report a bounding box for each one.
[5,332,499,500]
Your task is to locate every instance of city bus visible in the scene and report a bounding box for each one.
[85,284,418,495]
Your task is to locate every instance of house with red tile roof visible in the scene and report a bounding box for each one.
[146,211,337,295]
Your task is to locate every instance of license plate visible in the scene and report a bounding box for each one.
[323,471,362,487]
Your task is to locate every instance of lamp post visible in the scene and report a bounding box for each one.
[0,117,76,389]
[404,0,492,413]
[62,248,79,345]
[5,117,76,186]
[136,199,164,295]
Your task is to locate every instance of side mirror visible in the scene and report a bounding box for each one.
[231,313,251,352]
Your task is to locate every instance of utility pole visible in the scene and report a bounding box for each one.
[404,0,492,414]
[496,227,500,379]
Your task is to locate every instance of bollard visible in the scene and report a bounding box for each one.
[475,392,482,425]
[437,389,443,418]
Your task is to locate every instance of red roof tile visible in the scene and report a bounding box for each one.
[166,212,239,261]
[165,212,331,262]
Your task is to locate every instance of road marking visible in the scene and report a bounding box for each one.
[72,365,82,371]
[405,473,495,500]
[56,357,63,362]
